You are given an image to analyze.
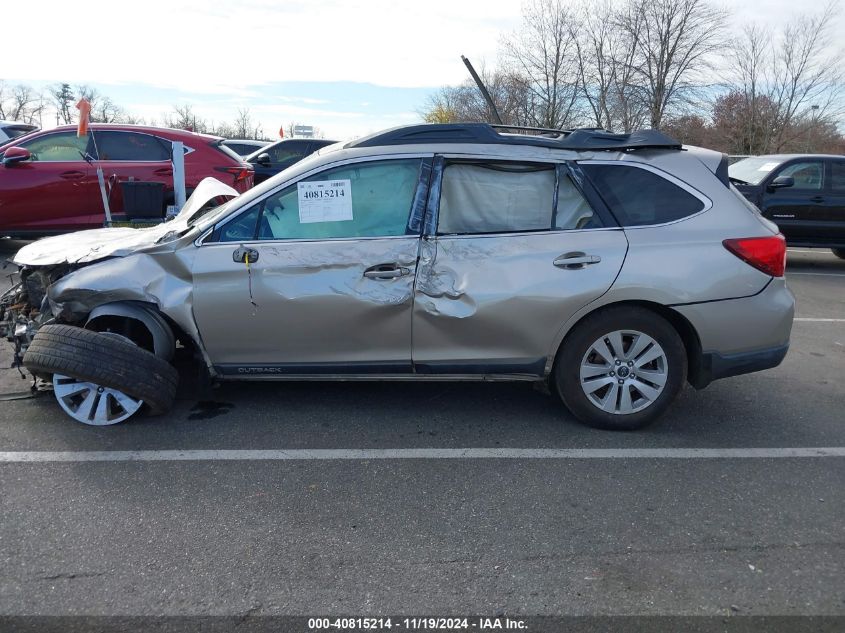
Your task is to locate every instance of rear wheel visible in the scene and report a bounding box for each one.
[554,307,686,430]
[831,248,845,260]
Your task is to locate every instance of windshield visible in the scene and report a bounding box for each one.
[3,125,37,140]
[729,157,786,185]
[0,127,44,153]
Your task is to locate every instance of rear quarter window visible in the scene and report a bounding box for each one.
[95,131,170,161]
[581,163,705,226]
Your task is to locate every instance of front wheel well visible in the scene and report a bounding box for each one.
[554,300,703,387]
[83,302,178,361]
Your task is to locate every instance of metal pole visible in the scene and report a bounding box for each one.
[172,141,187,211]
[87,130,113,226]
[461,55,503,125]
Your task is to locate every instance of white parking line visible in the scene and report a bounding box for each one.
[0,447,843,463]
[794,318,845,322]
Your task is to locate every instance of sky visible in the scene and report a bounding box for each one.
[4,0,842,140]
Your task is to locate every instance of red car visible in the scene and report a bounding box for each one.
[0,124,253,237]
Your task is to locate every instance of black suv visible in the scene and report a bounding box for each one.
[729,154,845,258]
[246,138,337,184]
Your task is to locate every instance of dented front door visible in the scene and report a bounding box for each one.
[191,157,430,374]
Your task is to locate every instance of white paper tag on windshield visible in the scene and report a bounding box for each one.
[297,180,353,224]
[757,162,779,172]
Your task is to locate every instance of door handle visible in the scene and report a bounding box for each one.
[554,253,602,269]
[233,246,259,263]
[363,264,410,279]
[810,196,825,203]
[154,168,173,177]
[60,170,85,180]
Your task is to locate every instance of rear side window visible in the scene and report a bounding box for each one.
[94,132,170,161]
[437,162,600,235]
[831,161,845,192]
[581,164,704,226]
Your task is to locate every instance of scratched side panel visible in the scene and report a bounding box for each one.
[192,238,419,366]
[412,230,628,371]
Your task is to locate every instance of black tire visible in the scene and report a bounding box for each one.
[831,248,845,260]
[24,324,179,415]
[554,306,686,431]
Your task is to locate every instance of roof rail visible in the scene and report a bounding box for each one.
[490,124,614,137]
[347,123,682,152]
[490,124,569,137]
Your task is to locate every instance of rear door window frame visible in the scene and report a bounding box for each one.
[427,156,618,238]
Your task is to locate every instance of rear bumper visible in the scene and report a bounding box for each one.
[691,343,789,389]
[672,277,794,389]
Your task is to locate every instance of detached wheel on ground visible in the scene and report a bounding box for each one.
[23,324,179,425]
[554,306,686,431]
[832,248,845,260]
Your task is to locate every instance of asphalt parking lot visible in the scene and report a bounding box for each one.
[0,240,843,620]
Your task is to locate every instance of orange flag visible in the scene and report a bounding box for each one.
[76,98,91,137]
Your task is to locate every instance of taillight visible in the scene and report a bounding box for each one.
[215,165,253,183]
[723,234,786,277]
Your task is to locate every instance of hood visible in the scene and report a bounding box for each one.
[11,178,238,266]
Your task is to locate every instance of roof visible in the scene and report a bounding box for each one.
[47,123,223,141]
[347,123,682,152]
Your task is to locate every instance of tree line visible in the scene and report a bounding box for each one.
[423,0,844,155]
[0,81,272,141]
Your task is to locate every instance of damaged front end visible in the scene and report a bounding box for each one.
[1,177,240,379]
[0,264,74,376]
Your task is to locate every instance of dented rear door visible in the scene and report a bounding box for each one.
[192,156,432,374]
[412,158,628,375]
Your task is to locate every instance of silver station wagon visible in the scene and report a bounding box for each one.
[2,123,794,429]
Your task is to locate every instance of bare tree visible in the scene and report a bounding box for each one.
[573,0,647,132]
[767,3,843,151]
[620,0,726,128]
[163,104,208,133]
[421,69,535,126]
[0,83,44,124]
[231,108,265,139]
[724,3,843,153]
[501,0,583,128]
[76,84,133,123]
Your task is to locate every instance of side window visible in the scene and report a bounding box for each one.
[581,164,704,226]
[437,162,599,234]
[774,161,824,190]
[216,205,261,242]
[831,161,845,192]
[555,172,600,230]
[438,162,555,234]
[94,132,170,161]
[268,142,309,163]
[216,158,422,241]
[20,132,89,162]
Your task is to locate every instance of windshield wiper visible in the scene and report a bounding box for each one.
[729,176,749,185]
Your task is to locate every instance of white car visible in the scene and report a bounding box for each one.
[0,120,38,144]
